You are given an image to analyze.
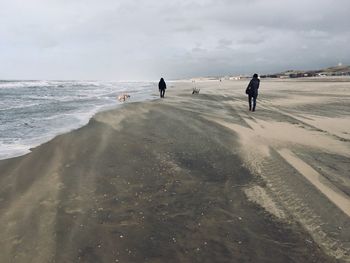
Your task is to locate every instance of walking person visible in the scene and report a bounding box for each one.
[158,78,166,98]
[245,73,260,111]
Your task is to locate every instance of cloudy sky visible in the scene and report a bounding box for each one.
[0,0,349,80]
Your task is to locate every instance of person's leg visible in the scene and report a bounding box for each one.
[248,95,252,111]
[162,89,165,98]
[252,96,257,111]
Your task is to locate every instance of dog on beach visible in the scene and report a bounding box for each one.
[117,94,130,102]
[192,88,200,94]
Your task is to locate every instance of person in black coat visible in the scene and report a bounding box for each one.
[245,73,260,111]
[158,78,167,98]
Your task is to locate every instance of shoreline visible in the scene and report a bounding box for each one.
[0,79,349,262]
[0,85,158,161]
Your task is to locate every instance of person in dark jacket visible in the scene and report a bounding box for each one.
[158,78,167,98]
[246,73,260,111]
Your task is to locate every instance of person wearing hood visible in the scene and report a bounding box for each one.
[245,73,260,111]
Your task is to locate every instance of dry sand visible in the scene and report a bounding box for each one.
[0,78,349,262]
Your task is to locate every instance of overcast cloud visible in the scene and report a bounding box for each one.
[0,0,349,80]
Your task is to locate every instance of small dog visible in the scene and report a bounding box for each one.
[117,94,130,102]
[192,88,200,94]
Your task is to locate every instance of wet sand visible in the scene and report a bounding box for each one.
[0,78,349,262]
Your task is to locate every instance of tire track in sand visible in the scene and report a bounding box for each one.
[259,150,350,261]
[209,100,350,261]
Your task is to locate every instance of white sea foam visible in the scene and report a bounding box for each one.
[0,142,31,160]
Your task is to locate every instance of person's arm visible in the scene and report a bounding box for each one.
[245,80,252,95]
[247,80,252,89]
[257,80,260,89]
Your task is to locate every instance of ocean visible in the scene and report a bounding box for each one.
[0,80,157,160]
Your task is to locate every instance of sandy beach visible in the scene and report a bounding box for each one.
[0,78,349,262]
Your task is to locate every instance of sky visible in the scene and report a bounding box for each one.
[0,0,349,80]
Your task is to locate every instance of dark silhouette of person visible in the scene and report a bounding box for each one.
[158,78,167,98]
[246,73,260,111]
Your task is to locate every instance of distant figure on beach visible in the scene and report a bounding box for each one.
[245,73,260,111]
[158,78,167,98]
[192,87,200,94]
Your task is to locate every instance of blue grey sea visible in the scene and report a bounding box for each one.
[0,80,156,160]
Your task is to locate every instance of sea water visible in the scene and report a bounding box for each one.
[0,80,157,160]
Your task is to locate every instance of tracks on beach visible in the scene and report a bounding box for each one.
[232,96,350,262]
[258,150,350,261]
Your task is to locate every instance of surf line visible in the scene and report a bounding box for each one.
[278,149,350,217]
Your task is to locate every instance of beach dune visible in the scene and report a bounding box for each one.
[0,79,349,262]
